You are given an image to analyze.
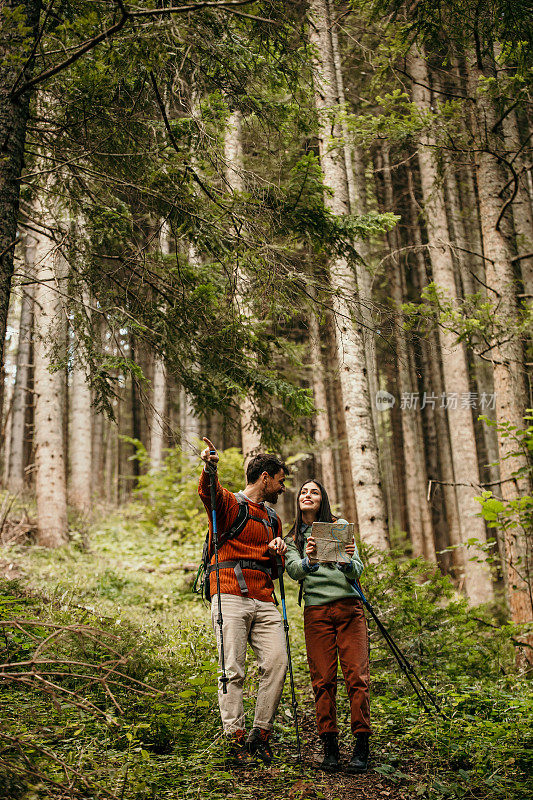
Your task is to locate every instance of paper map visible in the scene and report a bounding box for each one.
[310,521,355,564]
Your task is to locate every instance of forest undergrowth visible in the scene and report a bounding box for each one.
[0,459,532,800]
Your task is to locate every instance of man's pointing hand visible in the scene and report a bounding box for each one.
[201,437,219,466]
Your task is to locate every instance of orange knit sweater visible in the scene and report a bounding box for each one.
[198,469,283,603]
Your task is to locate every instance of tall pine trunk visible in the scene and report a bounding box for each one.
[406,169,463,569]
[379,146,435,561]
[8,233,35,493]
[308,0,388,550]
[150,224,170,471]
[408,47,492,602]
[308,298,338,506]
[33,211,68,547]
[150,355,166,471]
[0,0,39,419]
[69,294,92,514]
[224,110,260,459]
[467,53,532,636]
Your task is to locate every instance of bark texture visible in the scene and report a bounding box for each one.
[0,0,40,416]
[379,146,435,561]
[8,233,35,492]
[309,0,388,551]
[224,109,261,459]
[467,54,532,632]
[308,301,338,506]
[69,308,92,514]
[33,215,68,547]
[409,47,492,603]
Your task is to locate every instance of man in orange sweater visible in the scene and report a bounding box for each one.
[199,437,289,767]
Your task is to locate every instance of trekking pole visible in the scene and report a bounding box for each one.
[353,580,444,718]
[207,456,228,695]
[276,554,302,764]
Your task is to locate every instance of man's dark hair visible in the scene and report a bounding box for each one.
[246,454,289,484]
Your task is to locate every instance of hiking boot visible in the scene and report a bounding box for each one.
[225,730,254,768]
[346,732,370,774]
[319,732,340,772]
[246,727,274,765]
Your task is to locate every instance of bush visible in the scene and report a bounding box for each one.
[123,441,246,544]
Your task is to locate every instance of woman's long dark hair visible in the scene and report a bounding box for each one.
[287,478,336,556]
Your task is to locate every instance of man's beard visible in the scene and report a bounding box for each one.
[265,490,280,504]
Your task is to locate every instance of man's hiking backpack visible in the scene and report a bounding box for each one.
[193,491,280,601]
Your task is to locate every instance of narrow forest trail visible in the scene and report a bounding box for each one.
[232,708,413,800]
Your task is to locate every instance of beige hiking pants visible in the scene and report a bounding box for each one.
[210,594,288,733]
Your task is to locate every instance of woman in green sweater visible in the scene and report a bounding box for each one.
[285,479,371,773]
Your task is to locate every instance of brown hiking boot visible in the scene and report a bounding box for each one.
[225,729,254,768]
[246,727,274,765]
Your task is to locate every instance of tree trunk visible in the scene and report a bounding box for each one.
[33,215,68,547]
[325,314,350,517]
[69,298,92,514]
[407,165,463,567]
[150,224,170,471]
[8,233,35,492]
[179,386,200,457]
[496,78,533,298]
[308,0,389,550]
[0,0,40,421]
[224,110,261,459]
[378,146,435,561]
[467,53,532,636]
[408,47,492,602]
[308,299,338,506]
[329,7,394,534]
[150,354,166,471]
[431,69,501,494]
[129,333,141,482]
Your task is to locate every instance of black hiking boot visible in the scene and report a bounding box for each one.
[319,732,340,772]
[246,727,274,766]
[225,730,254,769]
[346,732,370,774]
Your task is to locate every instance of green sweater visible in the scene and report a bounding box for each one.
[284,521,365,607]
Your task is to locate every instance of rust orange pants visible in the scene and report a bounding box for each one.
[303,597,371,736]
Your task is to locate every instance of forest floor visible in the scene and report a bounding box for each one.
[1,498,531,800]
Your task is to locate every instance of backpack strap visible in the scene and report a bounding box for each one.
[265,505,280,538]
[205,559,274,596]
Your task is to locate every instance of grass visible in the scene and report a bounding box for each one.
[1,497,532,800]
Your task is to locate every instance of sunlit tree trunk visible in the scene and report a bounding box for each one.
[150,355,166,471]
[8,234,35,493]
[150,224,170,471]
[69,309,92,514]
[407,167,464,571]
[308,0,388,551]
[308,298,338,506]
[467,53,532,636]
[408,47,493,602]
[432,69,501,494]
[224,110,261,459]
[379,146,435,561]
[0,0,39,420]
[329,7,395,533]
[325,314,350,517]
[177,238,201,460]
[179,386,200,457]
[33,210,68,547]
